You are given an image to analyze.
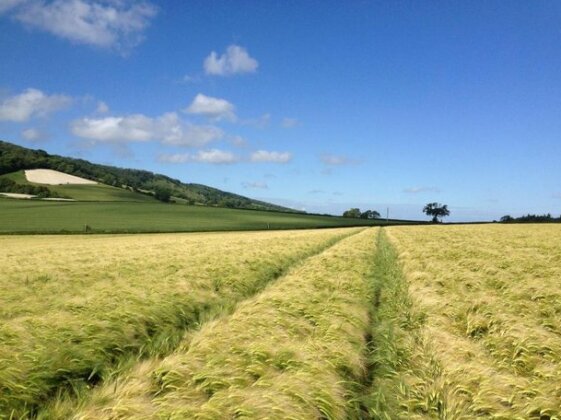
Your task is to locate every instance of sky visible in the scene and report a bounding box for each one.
[1,0,561,221]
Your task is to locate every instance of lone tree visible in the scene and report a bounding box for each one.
[423,202,450,223]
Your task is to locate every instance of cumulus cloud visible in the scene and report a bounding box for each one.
[243,181,268,189]
[185,93,236,121]
[320,153,359,166]
[204,45,258,76]
[71,112,223,147]
[0,88,71,122]
[403,186,441,194]
[281,117,299,128]
[1,0,157,51]
[158,149,239,164]
[250,150,292,163]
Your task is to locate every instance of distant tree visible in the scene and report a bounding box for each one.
[154,186,171,202]
[500,215,513,223]
[423,202,450,223]
[343,208,361,218]
[360,209,381,219]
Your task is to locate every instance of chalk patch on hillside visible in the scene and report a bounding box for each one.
[0,192,35,198]
[25,169,97,185]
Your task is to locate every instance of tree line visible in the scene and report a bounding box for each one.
[342,208,381,219]
[500,214,561,223]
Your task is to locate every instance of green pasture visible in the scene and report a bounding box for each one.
[0,198,407,233]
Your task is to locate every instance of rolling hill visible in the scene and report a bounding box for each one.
[0,140,297,211]
[0,140,420,233]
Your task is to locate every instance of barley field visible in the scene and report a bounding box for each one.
[2,224,561,419]
[0,228,358,418]
[371,224,561,419]
[47,228,379,419]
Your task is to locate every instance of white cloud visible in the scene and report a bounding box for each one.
[3,0,157,51]
[21,127,45,141]
[71,114,153,142]
[281,117,299,128]
[320,154,359,166]
[158,149,239,165]
[185,93,236,121]
[0,88,71,122]
[96,100,109,114]
[71,112,223,147]
[204,45,258,76]
[250,150,292,163]
[403,186,441,194]
[243,181,268,189]
[164,123,223,147]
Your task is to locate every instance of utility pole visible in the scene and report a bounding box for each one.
[386,207,389,223]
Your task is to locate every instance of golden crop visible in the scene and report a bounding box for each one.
[0,228,358,418]
[4,224,560,419]
[385,224,561,418]
[52,228,378,419]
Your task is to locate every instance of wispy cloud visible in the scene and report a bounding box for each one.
[96,101,109,114]
[403,186,441,194]
[281,117,299,128]
[228,135,247,147]
[1,0,158,51]
[21,127,46,142]
[185,93,236,121]
[243,181,268,189]
[250,150,292,163]
[204,45,258,76]
[158,149,239,164]
[0,88,71,122]
[241,113,271,128]
[320,153,360,166]
[553,192,561,199]
[308,189,325,194]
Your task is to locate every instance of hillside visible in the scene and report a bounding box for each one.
[0,140,297,211]
[1,170,156,202]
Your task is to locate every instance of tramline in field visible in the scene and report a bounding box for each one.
[1,225,561,419]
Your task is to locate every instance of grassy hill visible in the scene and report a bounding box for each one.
[0,198,415,233]
[1,170,156,202]
[0,140,297,211]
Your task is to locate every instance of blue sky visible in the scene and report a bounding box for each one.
[1,0,561,221]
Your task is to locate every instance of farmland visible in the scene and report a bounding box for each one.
[0,228,358,417]
[369,224,561,418]
[0,198,402,234]
[1,225,561,419]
